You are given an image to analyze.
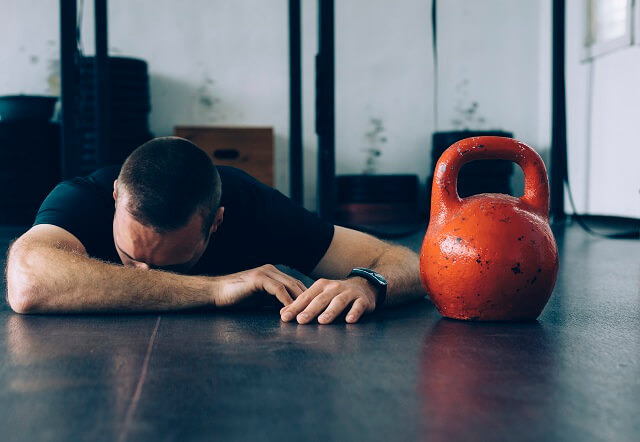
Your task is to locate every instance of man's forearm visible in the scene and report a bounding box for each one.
[6,243,213,313]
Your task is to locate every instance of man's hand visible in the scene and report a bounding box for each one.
[279,277,378,324]
[215,264,307,308]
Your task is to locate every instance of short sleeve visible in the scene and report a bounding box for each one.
[260,187,335,274]
[33,166,119,261]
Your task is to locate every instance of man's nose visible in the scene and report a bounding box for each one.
[133,261,150,270]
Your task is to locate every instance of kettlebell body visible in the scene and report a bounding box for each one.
[420,137,558,321]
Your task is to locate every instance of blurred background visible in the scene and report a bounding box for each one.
[0,0,638,229]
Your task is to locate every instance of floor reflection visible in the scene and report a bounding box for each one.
[420,319,557,440]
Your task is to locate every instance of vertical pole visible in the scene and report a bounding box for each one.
[60,0,79,179]
[289,0,303,205]
[550,0,567,221]
[95,0,110,166]
[432,0,438,132]
[316,0,335,221]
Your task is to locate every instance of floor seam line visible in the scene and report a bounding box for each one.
[118,315,162,442]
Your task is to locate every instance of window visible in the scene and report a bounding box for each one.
[583,0,632,60]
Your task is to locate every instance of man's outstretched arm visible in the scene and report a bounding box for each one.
[6,225,304,314]
[280,226,427,324]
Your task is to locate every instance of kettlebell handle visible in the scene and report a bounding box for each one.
[431,136,551,219]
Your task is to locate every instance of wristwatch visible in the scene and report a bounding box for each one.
[348,267,388,311]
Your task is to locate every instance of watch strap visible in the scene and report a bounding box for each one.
[348,267,387,311]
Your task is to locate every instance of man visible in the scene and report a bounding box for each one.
[6,137,424,324]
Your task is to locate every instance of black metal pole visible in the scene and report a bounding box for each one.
[60,0,79,179]
[316,0,335,221]
[550,0,567,222]
[95,0,110,167]
[289,0,303,205]
[432,0,438,132]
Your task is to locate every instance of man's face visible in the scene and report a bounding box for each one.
[112,183,221,273]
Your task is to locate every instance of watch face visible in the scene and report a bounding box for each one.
[368,271,387,285]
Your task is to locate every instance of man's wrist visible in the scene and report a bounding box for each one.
[346,268,388,310]
[346,275,379,301]
[190,274,220,307]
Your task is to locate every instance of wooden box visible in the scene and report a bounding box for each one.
[174,126,274,186]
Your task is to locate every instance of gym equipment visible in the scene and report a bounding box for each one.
[420,136,558,320]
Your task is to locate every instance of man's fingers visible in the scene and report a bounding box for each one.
[294,280,307,295]
[280,278,376,324]
[270,275,305,300]
[280,283,325,322]
[296,290,340,324]
[345,298,369,323]
[263,266,307,299]
[262,279,295,306]
[317,294,353,324]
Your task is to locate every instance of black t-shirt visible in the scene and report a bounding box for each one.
[34,165,334,276]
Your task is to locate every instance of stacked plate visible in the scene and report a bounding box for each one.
[335,174,421,238]
[77,56,153,173]
[0,121,60,224]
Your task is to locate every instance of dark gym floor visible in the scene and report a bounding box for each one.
[0,219,638,442]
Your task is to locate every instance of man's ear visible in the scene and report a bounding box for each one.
[211,207,225,234]
[113,180,118,203]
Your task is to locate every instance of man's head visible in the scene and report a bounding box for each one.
[113,136,223,272]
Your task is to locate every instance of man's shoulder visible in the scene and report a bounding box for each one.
[33,165,120,262]
[61,165,121,194]
[90,165,122,183]
[216,165,275,202]
[217,165,265,185]
[37,165,120,216]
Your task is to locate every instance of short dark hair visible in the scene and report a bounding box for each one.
[117,136,221,236]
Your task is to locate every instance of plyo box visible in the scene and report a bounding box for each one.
[174,126,274,186]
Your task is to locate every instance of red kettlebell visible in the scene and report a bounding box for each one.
[420,137,559,321]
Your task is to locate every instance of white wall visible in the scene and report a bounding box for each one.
[0,1,60,96]
[566,0,640,219]
[435,0,551,200]
[2,0,554,215]
[437,1,549,143]
[92,0,291,193]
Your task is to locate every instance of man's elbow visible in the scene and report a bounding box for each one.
[5,243,42,314]
[7,285,36,314]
